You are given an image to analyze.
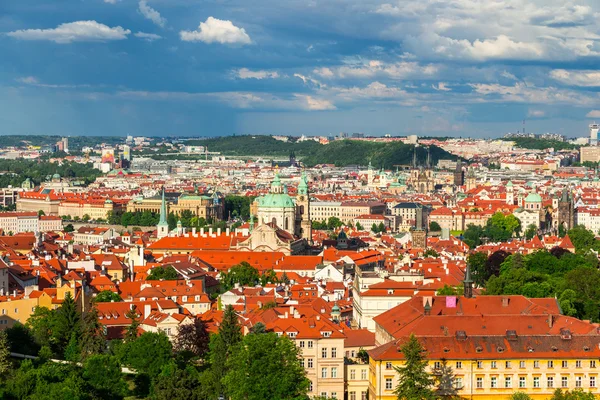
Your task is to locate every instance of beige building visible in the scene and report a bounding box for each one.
[58,199,116,220]
[580,146,600,163]
[265,313,345,398]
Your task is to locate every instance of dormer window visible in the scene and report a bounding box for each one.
[322,331,331,337]
[288,332,297,338]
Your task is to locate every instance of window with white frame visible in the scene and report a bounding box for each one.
[519,376,526,388]
[385,378,393,390]
[321,368,327,378]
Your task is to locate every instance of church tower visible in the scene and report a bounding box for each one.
[156,188,169,239]
[465,167,476,192]
[453,161,464,186]
[506,181,514,205]
[296,171,312,242]
[557,188,574,231]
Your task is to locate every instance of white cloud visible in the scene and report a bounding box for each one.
[7,21,130,43]
[586,110,600,118]
[470,82,598,106]
[433,82,451,91]
[298,95,336,110]
[234,68,279,79]
[501,71,518,80]
[550,69,600,87]
[134,32,162,41]
[312,60,439,80]
[103,0,119,3]
[15,76,92,89]
[16,76,39,85]
[180,17,251,45]
[528,109,545,117]
[138,0,166,29]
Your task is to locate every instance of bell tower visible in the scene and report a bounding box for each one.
[296,171,312,243]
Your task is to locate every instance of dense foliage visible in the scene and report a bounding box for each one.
[462,212,522,248]
[1,304,308,400]
[224,195,255,219]
[0,159,101,187]
[185,135,455,168]
[468,225,600,322]
[394,334,435,400]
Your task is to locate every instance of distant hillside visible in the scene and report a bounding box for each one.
[501,137,578,151]
[301,140,455,168]
[187,136,457,168]
[186,135,321,157]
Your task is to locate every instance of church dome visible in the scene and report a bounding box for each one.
[52,173,61,180]
[257,193,295,209]
[525,192,542,203]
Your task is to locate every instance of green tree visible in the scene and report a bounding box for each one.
[550,389,597,400]
[510,393,533,400]
[223,332,309,400]
[26,307,55,349]
[83,354,128,400]
[378,221,386,233]
[260,269,278,286]
[38,210,45,217]
[64,331,80,362]
[0,330,10,376]
[147,265,179,280]
[206,305,242,397]
[463,224,484,248]
[221,261,260,291]
[429,221,441,231]
[64,223,74,233]
[327,216,343,230]
[124,307,141,342]
[53,292,80,355]
[393,334,435,400]
[371,223,379,233]
[432,359,458,399]
[524,223,538,240]
[567,225,599,253]
[152,364,205,400]
[467,252,488,287]
[119,332,173,377]
[80,307,106,360]
[436,285,464,296]
[355,222,364,231]
[94,290,122,303]
[82,214,91,222]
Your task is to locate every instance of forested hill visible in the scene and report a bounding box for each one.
[186,136,457,168]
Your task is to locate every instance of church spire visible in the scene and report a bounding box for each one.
[159,187,167,225]
[463,262,474,299]
[156,187,169,239]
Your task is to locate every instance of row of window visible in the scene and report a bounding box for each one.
[348,391,368,400]
[393,360,600,371]
[349,369,368,380]
[299,344,339,358]
[384,376,597,391]
[475,375,596,389]
[320,367,339,378]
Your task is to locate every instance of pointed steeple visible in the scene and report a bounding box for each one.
[249,213,254,232]
[463,262,474,299]
[159,187,167,225]
[412,148,417,168]
[156,187,169,239]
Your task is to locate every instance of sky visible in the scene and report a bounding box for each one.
[1,0,600,138]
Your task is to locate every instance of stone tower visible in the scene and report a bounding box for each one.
[465,167,476,192]
[453,161,464,187]
[557,189,574,231]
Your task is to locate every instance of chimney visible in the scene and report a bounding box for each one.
[217,227,221,236]
[200,227,205,236]
[144,304,151,319]
[226,228,230,236]
[501,297,509,307]
[548,314,554,328]
[209,227,213,236]
[192,227,196,235]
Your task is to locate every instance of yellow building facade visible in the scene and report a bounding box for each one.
[369,356,600,400]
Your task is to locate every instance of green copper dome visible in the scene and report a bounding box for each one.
[525,192,542,203]
[257,193,295,209]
